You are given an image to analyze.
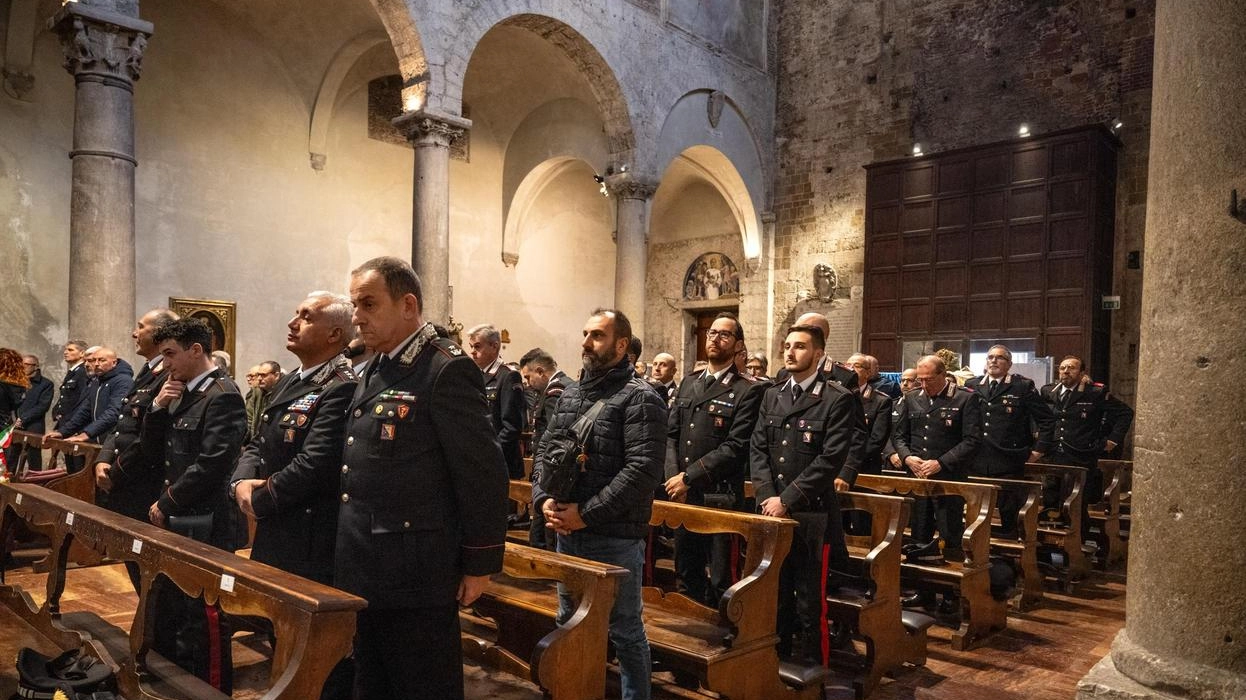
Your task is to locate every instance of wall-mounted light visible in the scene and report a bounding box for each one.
[1018,124,1031,137]
[911,144,923,157]
[1111,119,1124,132]
[593,174,609,197]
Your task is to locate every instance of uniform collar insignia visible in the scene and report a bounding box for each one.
[398,322,439,366]
[812,381,824,397]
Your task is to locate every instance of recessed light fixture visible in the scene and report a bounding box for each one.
[912,144,923,156]
[1018,124,1031,137]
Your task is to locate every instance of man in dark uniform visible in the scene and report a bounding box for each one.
[92,308,178,589]
[839,353,895,487]
[663,312,767,605]
[649,352,678,404]
[751,324,856,665]
[142,318,247,693]
[892,354,982,611]
[339,257,508,700]
[468,323,527,479]
[11,355,54,468]
[518,347,570,550]
[964,345,1055,534]
[51,340,89,429]
[230,292,357,700]
[1040,355,1134,535]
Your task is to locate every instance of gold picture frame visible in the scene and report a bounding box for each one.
[168,297,237,376]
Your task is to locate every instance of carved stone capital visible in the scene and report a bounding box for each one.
[51,4,153,85]
[605,174,658,200]
[392,110,471,148]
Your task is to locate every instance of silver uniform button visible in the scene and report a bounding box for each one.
[779,457,786,463]
[403,521,411,529]
[354,409,363,418]
[347,436,355,445]
[341,465,349,474]
[262,413,269,422]
[341,493,350,502]
[781,440,788,446]
[163,479,170,486]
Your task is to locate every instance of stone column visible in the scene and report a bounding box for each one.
[1077,3,1246,699]
[51,2,151,355]
[393,111,470,326]
[607,175,656,340]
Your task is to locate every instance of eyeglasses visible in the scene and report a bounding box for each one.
[705,330,736,341]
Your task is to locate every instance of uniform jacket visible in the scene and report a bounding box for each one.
[16,374,53,433]
[531,358,667,540]
[1040,381,1134,463]
[664,364,768,503]
[965,373,1055,473]
[484,362,527,476]
[335,324,508,610]
[97,360,169,520]
[750,376,857,513]
[532,370,570,454]
[52,362,88,428]
[839,384,894,485]
[141,368,247,549]
[60,360,135,440]
[892,379,982,479]
[868,375,902,400]
[650,380,677,406]
[232,356,357,583]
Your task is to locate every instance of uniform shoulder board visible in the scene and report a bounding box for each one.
[432,337,464,358]
[962,385,975,392]
[323,355,358,383]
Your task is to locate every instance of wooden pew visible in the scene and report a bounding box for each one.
[854,474,1006,651]
[0,482,366,699]
[8,431,102,571]
[829,491,930,698]
[967,475,1044,610]
[1088,459,1131,566]
[505,479,825,698]
[1023,462,1090,587]
[464,543,628,700]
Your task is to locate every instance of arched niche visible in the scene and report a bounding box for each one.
[654,91,766,265]
[502,155,609,266]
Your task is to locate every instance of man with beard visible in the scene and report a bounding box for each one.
[750,324,856,664]
[663,312,766,605]
[533,308,665,700]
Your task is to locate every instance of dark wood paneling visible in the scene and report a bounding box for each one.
[863,126,1118,370]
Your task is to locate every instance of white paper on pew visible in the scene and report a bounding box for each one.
[65,513,74,526]
[14,494,21,505]
[220,574,235,593]
[132,539,143,554]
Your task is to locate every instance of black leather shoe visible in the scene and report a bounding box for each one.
[938,596,961,616]
[901,590,936,609]
[905,539,945,565]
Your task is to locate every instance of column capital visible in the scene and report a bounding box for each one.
[50,4,153,85]
[605,174,658,200]
[392,110,471,148]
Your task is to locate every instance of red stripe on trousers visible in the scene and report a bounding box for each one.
[820,543,831,666]
[205,603,222,690]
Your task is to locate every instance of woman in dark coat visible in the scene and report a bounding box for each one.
[0,348,29,429]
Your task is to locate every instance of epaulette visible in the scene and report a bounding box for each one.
[398,323,442,365]
[315,355,359,384]
[545,384,565,398]
[432,336,465,359]
[740,373,759,383]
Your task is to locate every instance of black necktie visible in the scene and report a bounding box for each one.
[989,379,999,393]
[702,372,716,392]
[1059,386,1070,407]
[366,355,388,388]
[792,384,803,403]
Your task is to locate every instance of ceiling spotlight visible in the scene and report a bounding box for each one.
[912,144,923,156]
[1018,124,1031,137]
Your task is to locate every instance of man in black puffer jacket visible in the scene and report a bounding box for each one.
[532,307,666,700]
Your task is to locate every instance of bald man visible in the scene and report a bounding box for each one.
[649,352,677,404]
[46,347,135,470]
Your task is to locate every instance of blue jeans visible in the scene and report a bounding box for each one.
[556,532,651,700]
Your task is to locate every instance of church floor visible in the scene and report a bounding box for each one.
[0,557,1125,699]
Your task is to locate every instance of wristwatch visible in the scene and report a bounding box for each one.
[228,479,241,500]
[681,472,691,486]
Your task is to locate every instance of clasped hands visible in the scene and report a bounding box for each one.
[542,499,587,535]
[905,455,943,478]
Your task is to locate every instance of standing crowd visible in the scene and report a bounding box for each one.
[0,255,1133,700]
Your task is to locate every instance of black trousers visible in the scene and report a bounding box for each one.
[152,580,233,694]
[911,492,966,552]
[776,511,843,664]
[1042,451,1102,539]
[354,604,463,700]
[969,449,1027,536]
[674,528,735,606]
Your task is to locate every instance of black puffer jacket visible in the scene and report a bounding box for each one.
[532,358,666,539]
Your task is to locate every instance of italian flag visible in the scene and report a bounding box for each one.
[0,423,13,482]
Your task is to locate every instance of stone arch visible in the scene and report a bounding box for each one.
[502,156,602,266]
[367,0,430,112]
[307,31,390,170]
[654,90,767,263]
[449,9,635,165]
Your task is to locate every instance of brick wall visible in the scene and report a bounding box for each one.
[774,0,1154,405]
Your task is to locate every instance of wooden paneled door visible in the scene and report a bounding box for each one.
[862,125,1118,374]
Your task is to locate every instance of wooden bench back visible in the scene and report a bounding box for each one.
[1023,463,1086,530]
[837,491,910,602]
[0,482,366,700]
[9,431,99,503]
[855,474,998,568]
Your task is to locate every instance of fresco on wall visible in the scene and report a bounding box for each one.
[668,0,766,67]
[683,252,740,301]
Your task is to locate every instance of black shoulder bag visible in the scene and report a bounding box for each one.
[537,399,607,502]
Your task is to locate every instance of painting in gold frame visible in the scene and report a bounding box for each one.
[168,297,237,376]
